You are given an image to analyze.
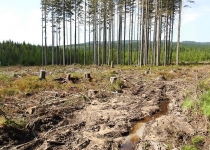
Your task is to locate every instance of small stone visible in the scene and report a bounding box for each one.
[142,94,146,98]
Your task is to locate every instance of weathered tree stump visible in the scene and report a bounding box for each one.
[66,73,71,81]
[84,73,91,79]
[39,70,46,80]
[88,90,99,98]
[144,68,151,75]
[111,61,114,68]
[26,106,37,114]
[110,77,117,84]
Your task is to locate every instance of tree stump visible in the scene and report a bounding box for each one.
[111,61,114,68]
[110,77,117,84]
[26,106,37,114]
[84,73,91,79]
[39,70,46,80]
[88,90,98,98]
[66,73,71,81]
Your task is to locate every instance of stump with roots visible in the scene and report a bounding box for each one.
[39,70,46,80]
[66,73,71,81]
[110,77,117,84]
[84,73,91,79]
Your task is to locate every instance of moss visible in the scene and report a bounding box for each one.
[191,135,204,145]
[182,98,196,111]
[182,145,198,150]
[0,117,6,125]
[110,79,124,92]
[200,91,210,117]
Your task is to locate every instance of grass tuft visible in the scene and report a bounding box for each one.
[191,135,204,145]
[182,145,198,150]
[182,98,196,111]
[200,91,210,117]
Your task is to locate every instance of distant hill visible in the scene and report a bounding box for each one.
[66,40,210,47]
[181,41,210,45]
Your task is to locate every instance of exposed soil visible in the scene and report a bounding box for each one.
[0,65,210,149]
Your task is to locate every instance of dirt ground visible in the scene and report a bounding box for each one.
[0,65,210,150]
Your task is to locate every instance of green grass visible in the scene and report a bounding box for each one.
[110,79,124,92]
[182,98,196,111]
[182,145,198,150]
[200,91,210,117]
[191,135,204,145]
[199,78,210,91]
[0,116,6,125]
[0,74,70,96]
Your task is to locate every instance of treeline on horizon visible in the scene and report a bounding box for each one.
[0,40,210,66]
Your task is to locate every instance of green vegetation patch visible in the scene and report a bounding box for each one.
[110,79,124,92]
[0,116,6,125]
[199,78,210,91]
[182,98,196,111]
[0,75,63,96]
[191,135,205,145]
[182,145,198,150]
[200,91,210,117]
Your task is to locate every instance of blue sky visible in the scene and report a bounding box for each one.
[0,0,209,45]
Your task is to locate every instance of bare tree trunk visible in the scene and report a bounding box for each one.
[84,0,86,65]
[137,0,140,65]
[62,0,65,65]
[152,0,158,66]
[89,14,91,65]
[176,0,182,65]
[74,0,77,64]
[140,0,144,67]
[169,13,174,64]
[103,6,107,64]
[59,22,61,65]
[164,11,169,66]
[56,18,58,65]
[117,13,122,65]
[93,7,97,65]
[144,0,148,66]
[66,18,68,65]
[51,6,54,66]
[78,18,80,63]
[112,10,115,62]
[98,3,101,66]
[108,19,111,65]
[41,3,44,66]
[44,4,47,65]
[70,17,72,64]
[123,0,126,65]
[130,0,134,65]
[156,0,162,66]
